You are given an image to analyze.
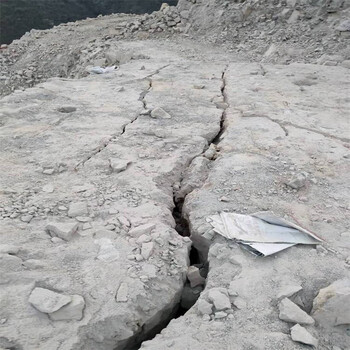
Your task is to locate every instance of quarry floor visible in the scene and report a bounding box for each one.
[0,40,349,350]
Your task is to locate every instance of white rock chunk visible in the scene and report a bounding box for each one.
[29,288,71,313]
[285,173,308,190]
[208,288,231,310]
[49,295,85,321]
[129,223,155,237]
[187,266,206,288]
[290,324,318,347]
[197,299,213,315]
[136,234,152,244]
[141,242,154,259]
[277,284,302,300]
[109,158,130,173]
[279,298,314,325]
[150,107,171,119]
[68,202,88,217]
[20,215,33,223]
[116,283,128,302]
[45,222,79,241]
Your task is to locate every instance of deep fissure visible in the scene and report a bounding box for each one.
[116,66,229,350]
[132,66,229,348]
[213,66,229,144]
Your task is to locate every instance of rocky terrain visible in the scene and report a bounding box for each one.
[0,1,349,350]
[0,0,178,44]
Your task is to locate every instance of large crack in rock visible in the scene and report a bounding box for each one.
[138,62,350,350]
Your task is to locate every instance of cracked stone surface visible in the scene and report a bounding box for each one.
[0,42,225,349]
[140,63,350,350]
[0,21,350,350]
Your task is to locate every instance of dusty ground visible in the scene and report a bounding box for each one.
[0,1,350,350]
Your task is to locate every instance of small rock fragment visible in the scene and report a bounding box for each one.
[116,283,128,302]
[45,222,79,241]
[49,295,85,321]
[129,223,155,237]
[290,324,318,347]
[68,202,88,218]
[75,216,91,223]
[136,234,152,244]
[109,158,130,173]
[285,173,308,190]
[29,287,71,313]
[204,144,217,160]
[277,285,302,300]
[150,107,171,119]
[215,102,229,109]
[51,237,64,244]
[23,259,46,269]
[20,215,33,223]
[57,106,77,113]
[214,311,227,319]
[197,299,213,315]
[208,288,231,310]
[42,168,55,175]
[141,242,154,259]
[279,298,314,325]
[187,266,206,288]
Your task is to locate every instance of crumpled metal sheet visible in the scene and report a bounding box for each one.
[207,211,323,256]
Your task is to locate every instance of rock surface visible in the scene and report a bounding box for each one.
[0,2,350,350]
